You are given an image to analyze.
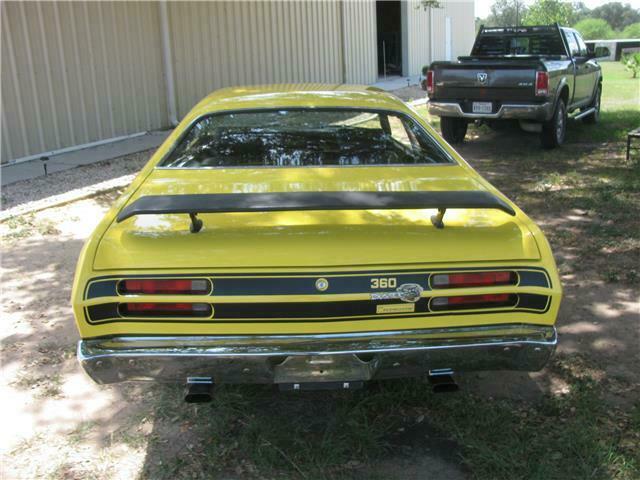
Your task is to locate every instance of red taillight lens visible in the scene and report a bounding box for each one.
[426,70,434,94]
[431,271,516,289]
[431,294,516,311]
[119,279,210,295]
[120,302,212,317]
[535,71,548,96]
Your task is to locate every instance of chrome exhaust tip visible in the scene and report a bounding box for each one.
[184,377,214,403]
[428,369,459,393]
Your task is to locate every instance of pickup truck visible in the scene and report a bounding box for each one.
[424,24,604,149]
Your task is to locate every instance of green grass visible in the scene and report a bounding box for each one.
[576,62,640,142]
[138,355,638,480]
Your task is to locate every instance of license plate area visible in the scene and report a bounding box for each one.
[273,354,376,383]
[472,101,493,113]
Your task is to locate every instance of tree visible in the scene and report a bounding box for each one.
[572,2,592,24]
[523,0,575,26]
[573,18,614,39]
[621,52,640,78]
[591,2,640,31]
[484,0,528,27]
[621,22,640,38]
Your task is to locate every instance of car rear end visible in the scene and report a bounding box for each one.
[72,87,561,391]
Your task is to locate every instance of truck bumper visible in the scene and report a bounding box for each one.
[428,101,554,121]
[78,323,557,385]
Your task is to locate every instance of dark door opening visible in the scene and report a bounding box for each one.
[377,1,402,77]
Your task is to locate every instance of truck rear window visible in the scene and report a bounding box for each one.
[472,31,566,57]
[159,109,453,168]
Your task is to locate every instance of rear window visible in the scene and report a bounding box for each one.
[159,109,453,168]
[472,31,566,57]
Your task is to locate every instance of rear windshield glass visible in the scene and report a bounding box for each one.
[159,109,453,168]
[472,32,566,56]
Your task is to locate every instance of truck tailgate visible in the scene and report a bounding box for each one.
[432,62,539,103]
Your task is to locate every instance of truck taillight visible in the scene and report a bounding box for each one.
[431,271,517,289]
[118,279,211,295]
[535,71,549,96]
[426,70,434,95]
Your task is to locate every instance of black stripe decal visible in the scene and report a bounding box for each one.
[85,268,550,299]
[85,295,550,324]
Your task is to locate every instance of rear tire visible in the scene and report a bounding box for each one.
[440,117,468,144]
[540,99,567,149]
[582,84,601,124]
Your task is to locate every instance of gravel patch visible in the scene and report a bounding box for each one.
[1,149,153,212]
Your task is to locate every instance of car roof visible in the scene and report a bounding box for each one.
[187,83,411,118]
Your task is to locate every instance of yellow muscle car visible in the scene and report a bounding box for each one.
[72,84,561,401]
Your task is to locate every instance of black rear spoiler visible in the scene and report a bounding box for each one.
[116,191,516,232]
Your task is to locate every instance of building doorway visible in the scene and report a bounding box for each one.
[376,1,402,78]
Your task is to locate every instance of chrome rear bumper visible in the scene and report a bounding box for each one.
[78,324,557,385]
[428,101,553,121]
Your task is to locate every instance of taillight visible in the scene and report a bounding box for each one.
[535,71,548,96]
[118,279,210,295]
[120,302,212,317]
[426,70,434,95]
[431,294,516,311]
[431,271,517,289]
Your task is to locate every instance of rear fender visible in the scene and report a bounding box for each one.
[552,77,570,117]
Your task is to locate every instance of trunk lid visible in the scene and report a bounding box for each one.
[93,167,540,270]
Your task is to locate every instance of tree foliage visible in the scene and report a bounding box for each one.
[523,0,575,26]
[573,18,615,39]
[590,2,640,31]
[484,0,527,27]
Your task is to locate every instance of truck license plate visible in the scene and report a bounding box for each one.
[472,102,493,113]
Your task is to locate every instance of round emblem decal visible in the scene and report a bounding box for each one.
[315,278,329,292]
[397,283,423,303]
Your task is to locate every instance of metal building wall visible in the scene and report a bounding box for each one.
[403,0,431,77]
[431,1,476,62]
[167,1,346,118]
[342,1,377,85]
[403,0,475,76]
[1,1,168,164]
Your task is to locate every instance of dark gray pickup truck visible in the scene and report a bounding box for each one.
[424,24,605,149]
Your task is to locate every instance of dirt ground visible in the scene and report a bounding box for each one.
[1,122,638,478]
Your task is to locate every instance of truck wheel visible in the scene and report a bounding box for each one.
[582,85,601,125]
[540,99,566,149]
[440,117,468,144]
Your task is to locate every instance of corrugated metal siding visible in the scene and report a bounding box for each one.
[0,1,167,164]
[431,1,475,61]
[168,1,345,118]
[404,0,475,75]
[1,0,475,165]
[342,0,377,84]
[404,0,431,76]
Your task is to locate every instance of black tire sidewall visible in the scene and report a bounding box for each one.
[555,101,567,145]
[440,117,467,144]
[541,99,566,149]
